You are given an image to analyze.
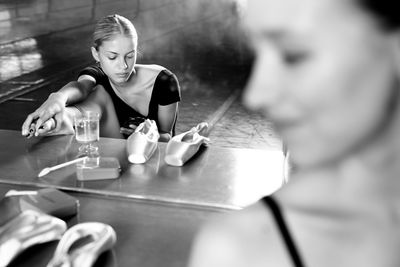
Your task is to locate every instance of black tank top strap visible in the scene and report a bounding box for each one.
[262,196,305,267]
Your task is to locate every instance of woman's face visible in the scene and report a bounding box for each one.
[243,0,399,167]
[93,34,137,85]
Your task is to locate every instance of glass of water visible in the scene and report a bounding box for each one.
[74,110,100,155]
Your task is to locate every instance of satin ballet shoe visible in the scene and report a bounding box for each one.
[164,122,210,166]
[47,222,117,267]
[0,210,67,267]
[1,188,78,222]
[127,119,160,164]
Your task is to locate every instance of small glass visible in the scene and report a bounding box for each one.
[74,111,100,155]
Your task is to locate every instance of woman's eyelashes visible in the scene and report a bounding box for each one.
[106,53,117,60]
[107,53,135,61]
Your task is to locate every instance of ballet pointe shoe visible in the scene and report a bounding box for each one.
[0,210,67,267]
[164,122,210,166]
[126,119,160,164]
[47,222,116,267]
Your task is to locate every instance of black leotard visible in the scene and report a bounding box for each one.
[79,64,181,137]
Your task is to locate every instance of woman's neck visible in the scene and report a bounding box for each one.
[287,98,400,206]
[346,86,400,177]
[328,95,400,200]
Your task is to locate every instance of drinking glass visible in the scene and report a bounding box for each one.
[74,111,100,155]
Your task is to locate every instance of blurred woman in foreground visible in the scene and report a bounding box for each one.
[189,0,400,266]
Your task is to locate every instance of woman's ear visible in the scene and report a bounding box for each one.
[91,47,100,63]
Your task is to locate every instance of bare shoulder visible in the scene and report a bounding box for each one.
[134,64,166,74]
[188,200,293,267]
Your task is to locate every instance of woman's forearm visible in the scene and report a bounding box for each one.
[59,81,92,105]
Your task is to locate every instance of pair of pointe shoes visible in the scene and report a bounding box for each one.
[126,120,210,166]
[0,209,116,267]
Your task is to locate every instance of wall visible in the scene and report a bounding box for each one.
[0,0,246,48]
[0,0,252,98]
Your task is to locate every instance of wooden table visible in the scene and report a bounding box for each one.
[0,130,285,209]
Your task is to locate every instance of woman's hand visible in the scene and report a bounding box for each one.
[22,92,67,136]
[120,126,135,137]
[120,117,145,137]
[120,123,140,137]
[31,108,76,137]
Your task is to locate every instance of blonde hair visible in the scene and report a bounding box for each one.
[92,14,138,50]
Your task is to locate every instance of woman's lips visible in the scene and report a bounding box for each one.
[116,72,128,78]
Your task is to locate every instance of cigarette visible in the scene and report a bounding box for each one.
[27,122,36,139]
[26,118,55,138]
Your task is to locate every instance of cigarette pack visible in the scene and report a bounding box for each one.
[76,157,121,181]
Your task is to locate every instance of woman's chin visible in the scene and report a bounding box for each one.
[111,77,129,85]
[288,143,342,170]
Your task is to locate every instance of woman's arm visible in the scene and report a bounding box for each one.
[59,75,96,105]
[21,75,95,136]
[157,102,178,142]
[153,69,181,142]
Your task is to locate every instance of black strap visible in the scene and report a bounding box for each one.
[263,197,305,267]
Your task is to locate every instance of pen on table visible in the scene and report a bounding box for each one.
[38,157,88,177]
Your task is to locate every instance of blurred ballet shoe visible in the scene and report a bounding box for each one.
[47,222,116,267]
[127,119,160,164]
[164,122,210,166]
[0,210,67,267]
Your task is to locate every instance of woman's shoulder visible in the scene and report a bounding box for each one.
[189,199,291,267]
[135,64,166,74]
[79,64,107,81]
[194,200,276,241]
[80,64,103,73]
[135,64,177,77]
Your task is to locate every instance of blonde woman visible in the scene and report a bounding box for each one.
[22,14,180,141]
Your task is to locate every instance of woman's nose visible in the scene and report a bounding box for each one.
[243,52,284,111]
[119,58,128,70]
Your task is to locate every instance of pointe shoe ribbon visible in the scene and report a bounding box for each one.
[0,210,67,267]
[47,222,117,267]
[164,122,210,166]
[127,119,160,164]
